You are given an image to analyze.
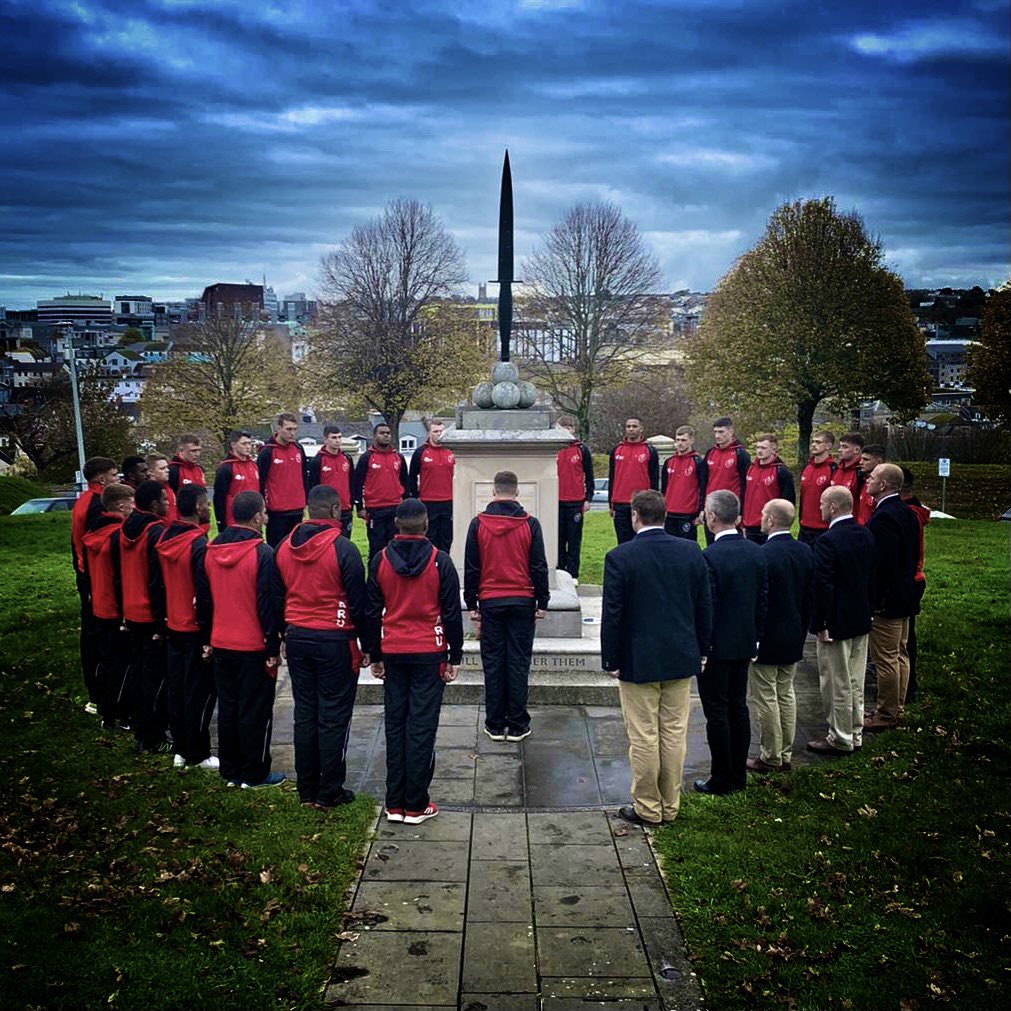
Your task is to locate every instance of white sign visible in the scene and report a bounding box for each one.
[938,458,951,477]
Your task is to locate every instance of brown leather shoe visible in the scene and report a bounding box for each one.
[746,757,783,773]
[863,714,898,732]
[807,737,853,756]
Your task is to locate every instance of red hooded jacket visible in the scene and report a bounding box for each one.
[156,522,207,634]
[214,454,261,526]
[168,456,206,492]
[118,511,165,624]
[799,455,836,530]
[71,482,104,573]
[608,440,659,506]
[742,456,795,528]
[308,447,353,511]
[704,440,750,498]
[663,452,707,515]
[257,437,308,513]
[557,441,594,504]
[830,460,866,521]
[83,514,125,620]
[409,442,455,502]
[354,445,408,510]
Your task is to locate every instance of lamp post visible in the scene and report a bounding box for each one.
[59,322,87,490]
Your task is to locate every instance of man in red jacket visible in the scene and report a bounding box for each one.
[82,482,134,729]
[900,467,930,703]
[798,431,836,545]
[121,455,148,489]
[157,484,218,771]
[700,417,750,544]
[556,416,594,577]
[146,454,178,525]
[168,434,206,493]
[307,425,354,538]
[367,499,463,825]
[608,417,659,545]
[829,431,865,511]
[742,434,795,545]
[464,471,550,742]
[408,419,456,552]
[197,490,285,788]
[116,479,171,754]
[214,430,259,529]
[856,444,886,524]
[258,413,309,547]
[354,422,409,561]
[275,484,367,809]
[662,425,707,541]
[72,456,119,715]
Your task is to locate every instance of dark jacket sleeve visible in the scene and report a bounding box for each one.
[463,519,481,611]
[810,535,835,634]
[660,458,669,495]
[600,548,624,672]
[306,454,320,489]
[256,545,282,656]
[336,537,368,643]
[800,549,815,640]
[167,462,181,493]
[364,553,386,659]
[86,494,104,531]
[778,464,796,504]
[647,444,660,490]
[528,517,550,610]
[702,553,718,655]
[353,451,370,508]
[582,445,595,502]
[195,545,212,634]
[147,525,166,624]
[754,553,769,645]
[694,554,713,659]
[737,447,751,495]
[399,454,410,497]
[299,444,310,497]
[607,448,616,506]
[696,456,708,513]
[212,462,232,529]
[256,445,272,497]
[407,448,422,498]
[437,552,464,665]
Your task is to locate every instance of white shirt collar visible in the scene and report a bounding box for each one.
[876,492,900,506]
[829,513,853,527]
[635,524,664,535]
[713,528,738,541]
[766,529,790,539]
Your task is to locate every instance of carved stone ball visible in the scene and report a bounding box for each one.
[491,360,520,385]
[491,381,521,409]
[472,381,494,409]
[516,380,536,408]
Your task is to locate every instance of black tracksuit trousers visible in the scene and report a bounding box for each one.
[698,657,751,793]
[558,502,585,577]
[663,513,697,540]
[423,501,453,553]
[95,618,130,726]
[266,510,304,548]
[366,505,398,561]
[214,649,277,786]
[166,632,216,764]
[612,504,634,545]
[480,600,536,735]
[76,572,100,705]
[126,622,170,750]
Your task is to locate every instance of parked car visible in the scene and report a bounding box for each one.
[591,478,609,504]
[10,497,74,515]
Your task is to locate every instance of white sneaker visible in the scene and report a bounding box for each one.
[505,729,531,742]
[198,756,220,770]
[403,803,438,825]
[173,754,186,768]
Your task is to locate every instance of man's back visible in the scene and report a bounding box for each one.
[811,519,875,641]
[866,496,920,618]
[703,534,768,659]
[757,534,813,666]
[602,529,711,682]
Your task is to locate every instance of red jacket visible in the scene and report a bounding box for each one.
[608,440,658,506]
[374,538,442,651]
[118,511,164,624]
[161,483,178,526]
[904,497,930,582]
[308,448,353,511]
[409,442,455,502]
[557,441,594,504]
[742,456,795,528]
[663,452,706,515]
[83,514,125,620]
[257,438,308,513]
[355,446,408,509]
[704,440,750,498]
[203,537,264,651]
[156,522,206,634]
[168,456,206,492]
[214,454,261,526]
[830,460,865,521]
[71,482,104,573]
[856,482,876,525]
[799,455,836,530]
[275,520,361,633]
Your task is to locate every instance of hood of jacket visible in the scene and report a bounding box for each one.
[480,500,529,536]
[121,509,162,545]
[156,521,204,561]
[383,535,434,576]
[286,519,343,559]
[207,526,261,567]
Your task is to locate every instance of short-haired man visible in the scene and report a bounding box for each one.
[899,467,929,703]
[555,416,595,577]
[117,479,171,755]
[465,471,550,742]
[367,499,464,825]
[747,499,813,772]
[608,417,659,545]
[83,483,135,728]
[168,435,206,493]
[696,490,767,795]
[146,454,178,525]
[275,484,368,809]
[830,432,865,515]
[408,419,456,553]
[72,456,119,715]
[121,455,148,489]
[742,434,795,545]
[156,485,218,770]
[807,486,876,756]
[700,417,750,545]
[214,431,259,530]
[354,422,409,561]
[307,425,354,538]
[197,490,285,788]
[798,431,836,545]
[258,413,309,548]
[863,463,921,732]
[661,425,707,541]
[602,490,711,826]
[856,444,886,525]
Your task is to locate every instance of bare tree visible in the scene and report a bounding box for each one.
[518,201,667,440]
[591,366,697,452]
[314,198,483,436]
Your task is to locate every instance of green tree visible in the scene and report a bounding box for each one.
[966,284,1011,425]
[119,326,145,345]
[683,197,932,462]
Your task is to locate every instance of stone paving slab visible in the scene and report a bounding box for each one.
[533,885,636,928]
[364,839,469,882]
[537,926,651,979]
[353,880,466,932]
[466,860,532,922]
[529,843,625,888]
[461,921,537,993]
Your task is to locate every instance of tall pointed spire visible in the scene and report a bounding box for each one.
[496,150,514,362]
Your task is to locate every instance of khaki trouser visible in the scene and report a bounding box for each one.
[617,677,692,824]
[869,617,910,722]
[816,635,868,750]
[748,662,797,766]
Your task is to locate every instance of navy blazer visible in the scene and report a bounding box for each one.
[865,495,921,618]
[703,533,768,660]
[601,528,712,683]
[810,517,876,641]
[756,533,814,666]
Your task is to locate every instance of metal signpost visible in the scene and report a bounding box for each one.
[938,457,950,513]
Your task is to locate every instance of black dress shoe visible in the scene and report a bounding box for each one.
[617,805,659,827]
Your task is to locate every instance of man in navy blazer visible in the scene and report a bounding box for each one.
[808,485,876,755]
[697,489,768,795]
[863,464,921,731]
[602,490,712,826]
[747,499,813,773]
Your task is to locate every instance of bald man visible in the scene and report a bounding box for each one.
[746,499,813,773]
[807,486,876,756]
[863,463,921,731]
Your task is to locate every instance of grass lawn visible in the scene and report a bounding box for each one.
[0,515,375,1010]
[654,519,1011,1010]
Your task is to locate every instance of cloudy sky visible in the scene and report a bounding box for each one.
[1,0,1007,308]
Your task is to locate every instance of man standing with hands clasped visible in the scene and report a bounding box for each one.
[607,417,659,545]
[556,416,595,579]
[602,490,711,826]
[354,422,409,561]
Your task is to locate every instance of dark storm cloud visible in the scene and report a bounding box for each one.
[0,0,1007,306]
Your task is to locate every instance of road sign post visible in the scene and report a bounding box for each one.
[938,458,950,513]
